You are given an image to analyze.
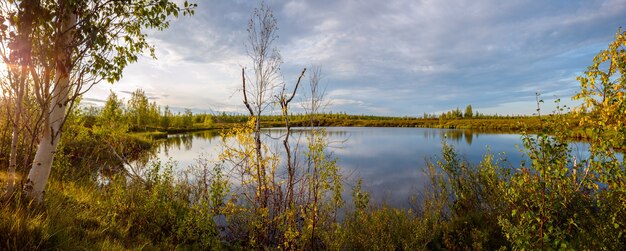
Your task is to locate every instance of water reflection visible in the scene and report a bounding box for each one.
[139,127,588,208]
[420,129,475,145]
[265,127,353,138]
[160,131,221,152]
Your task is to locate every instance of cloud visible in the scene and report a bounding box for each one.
[82,97,106,104]
[83,0,626,116]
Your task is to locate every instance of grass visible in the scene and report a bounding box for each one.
[1,169,220,250]
[0,176,124,250]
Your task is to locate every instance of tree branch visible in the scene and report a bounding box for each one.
[242,67,254,116]
[286,68,306,104]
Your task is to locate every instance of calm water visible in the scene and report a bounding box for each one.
[150,127,590,208]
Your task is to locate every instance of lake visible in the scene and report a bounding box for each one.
[149,127,591,208]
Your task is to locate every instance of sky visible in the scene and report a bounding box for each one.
[83,0,626,116]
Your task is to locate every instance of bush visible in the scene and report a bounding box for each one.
[99,160,224,249]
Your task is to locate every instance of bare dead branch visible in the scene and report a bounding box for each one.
[286,68,306,104]
[242,67,254,116]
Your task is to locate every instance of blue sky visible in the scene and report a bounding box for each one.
[84,0,626,116]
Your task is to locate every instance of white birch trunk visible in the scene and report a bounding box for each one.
[6,3,31,197]
[7,130,18,194]
[25,11,76,202]
[6,82,23,196]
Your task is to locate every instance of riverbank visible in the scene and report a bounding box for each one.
[140,116,547,134]
[260,116,544,130]
[142,115,601,146]
[146,114,626,154]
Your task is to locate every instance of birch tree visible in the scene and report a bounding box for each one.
[1,0,195,201]
[0,0,37,197]
[241,2,283,209]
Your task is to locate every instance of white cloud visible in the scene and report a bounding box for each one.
[84,0,626,116]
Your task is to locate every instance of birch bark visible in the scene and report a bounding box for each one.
[25,10,76,202]
[6,72,24,196]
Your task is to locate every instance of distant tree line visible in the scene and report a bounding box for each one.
[89,89,213,132]
[87,94,543,133]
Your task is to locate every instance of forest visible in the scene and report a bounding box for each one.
[1,1,625,250]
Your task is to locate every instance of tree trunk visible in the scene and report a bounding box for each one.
[281,68,305,209]
[254,112,266,207]
[25,10,76,202]
[6,81,23,196]
[5,0,35,198]
[7,80,24,196]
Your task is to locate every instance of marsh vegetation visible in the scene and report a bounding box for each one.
[1,1,625,250]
